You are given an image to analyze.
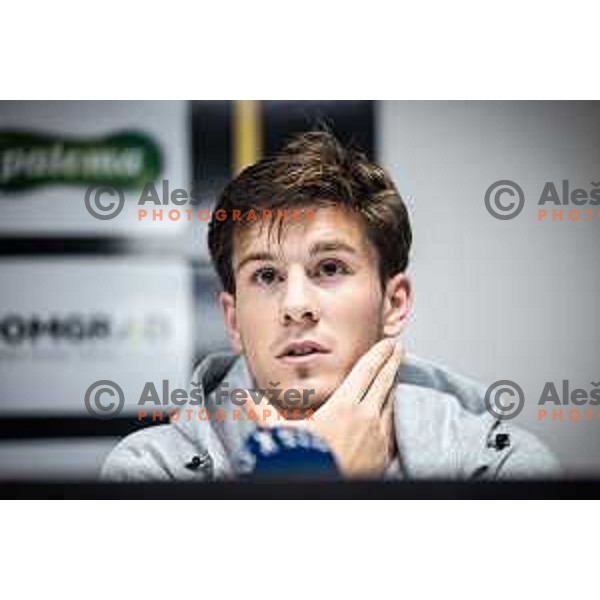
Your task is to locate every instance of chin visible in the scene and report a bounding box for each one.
[278,377,338,412]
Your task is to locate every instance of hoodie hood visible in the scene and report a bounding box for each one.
[100,351,561,482]
[173,351,501,480]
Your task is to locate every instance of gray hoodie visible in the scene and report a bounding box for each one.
[100,352,560,481]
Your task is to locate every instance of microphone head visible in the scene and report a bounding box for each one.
[242,426,340,480]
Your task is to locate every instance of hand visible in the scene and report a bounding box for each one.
[250,338,405,478]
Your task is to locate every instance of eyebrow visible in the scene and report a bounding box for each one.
[235,240,358,273]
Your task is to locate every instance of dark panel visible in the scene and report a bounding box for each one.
[0,237,132,256]
[1,480,599,500]
[190,100,233,204]
[0,416,163,439]
[262,100,375,158]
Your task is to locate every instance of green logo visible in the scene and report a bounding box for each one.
[0,131,162,192]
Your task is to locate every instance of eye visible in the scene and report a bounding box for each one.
[315,259,351,279]
[251,266,282,287]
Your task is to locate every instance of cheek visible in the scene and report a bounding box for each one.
[328,284,383,363]
[333,282,382,331]
[236,297,277,359]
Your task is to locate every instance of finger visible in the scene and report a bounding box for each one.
[380,394,396,462]
[330,337,396,407]
[381,389,394,426]
[362,340,405,412]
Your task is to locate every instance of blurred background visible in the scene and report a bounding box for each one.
[0,100,598,480]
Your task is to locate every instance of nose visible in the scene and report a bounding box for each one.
[279,267,320,326]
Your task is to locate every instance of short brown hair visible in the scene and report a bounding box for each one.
[207,130,412,294]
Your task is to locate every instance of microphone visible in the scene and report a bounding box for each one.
[241,426,340,480]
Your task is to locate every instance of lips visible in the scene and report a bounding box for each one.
[277,340,331,363]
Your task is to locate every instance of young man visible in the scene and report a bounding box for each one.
[101,131,559,481]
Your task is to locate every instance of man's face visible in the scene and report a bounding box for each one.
[219,205,409,411]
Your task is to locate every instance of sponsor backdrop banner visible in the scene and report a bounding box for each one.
[0,101,190,237]
[0,258,193,416]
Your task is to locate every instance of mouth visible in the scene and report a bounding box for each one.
[276,340,331,365]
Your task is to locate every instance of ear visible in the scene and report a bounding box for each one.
[218,291,243,354]
[381,272,412,337]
